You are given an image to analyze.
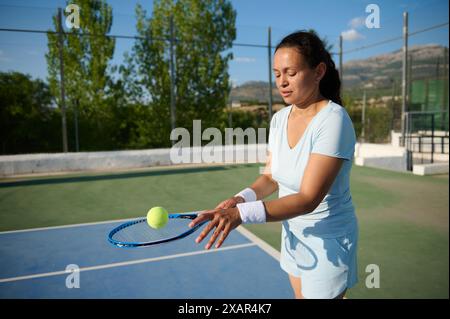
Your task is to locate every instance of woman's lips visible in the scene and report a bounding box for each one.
[280,91,292,97]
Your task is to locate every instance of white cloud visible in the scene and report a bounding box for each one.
[341,29,365,41]
[234,57,256,63]
[349,16,366,29]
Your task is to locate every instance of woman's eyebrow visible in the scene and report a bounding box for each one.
[273,66,297,72]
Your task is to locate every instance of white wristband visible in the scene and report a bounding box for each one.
[234,187,257,203]
[236,200,266,224]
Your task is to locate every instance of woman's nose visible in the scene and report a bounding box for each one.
[280,77,288,87]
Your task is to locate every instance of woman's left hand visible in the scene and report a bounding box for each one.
[189,207,242,249]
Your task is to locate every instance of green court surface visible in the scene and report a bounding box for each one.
[0,164,448,299]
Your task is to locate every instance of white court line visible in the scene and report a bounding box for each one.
[0,242,256,283]
[0,220,281,262]
[0,212,201,235]
[0,218,136,234]
[236,226,280,261]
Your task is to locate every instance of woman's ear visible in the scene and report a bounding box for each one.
[315,62,327,82]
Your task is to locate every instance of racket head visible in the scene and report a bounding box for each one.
[108,212,207,248]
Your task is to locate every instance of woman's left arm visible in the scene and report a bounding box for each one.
[264,153,343,221]
[190,153,344,249]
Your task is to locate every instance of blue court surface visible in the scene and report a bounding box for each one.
[0,220,293,298]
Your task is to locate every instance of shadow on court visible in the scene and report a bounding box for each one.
[0,164,257,188]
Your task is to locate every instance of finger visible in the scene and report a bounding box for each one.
[216,199,235,209]
[205,219,225,250]
[215,202,227,209]
[195,217,218,244]
[215,223,232,249]
[221,201,233,209]
[189,211,212,228]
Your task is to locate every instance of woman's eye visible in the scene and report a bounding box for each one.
[288,72,296,77]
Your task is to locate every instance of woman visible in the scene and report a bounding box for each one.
[189,31,358,299]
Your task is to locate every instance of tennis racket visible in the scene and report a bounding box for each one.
[108,212,208,248]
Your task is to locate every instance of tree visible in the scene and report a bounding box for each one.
[46,0,115,150]
[0,72,59,154]
[122,0,236,147]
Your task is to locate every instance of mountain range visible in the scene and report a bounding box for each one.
[230,44,448,103]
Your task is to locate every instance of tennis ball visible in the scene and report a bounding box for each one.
[147,206,169,229]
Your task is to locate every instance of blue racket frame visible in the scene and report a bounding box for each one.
[108,213,208,248]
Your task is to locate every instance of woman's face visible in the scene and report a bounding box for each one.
[273,47,324,105]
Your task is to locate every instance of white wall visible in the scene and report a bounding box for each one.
[0,144,268,177]
[1,142,447,177]
[354,142,407,172]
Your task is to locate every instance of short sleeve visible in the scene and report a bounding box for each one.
[311,108,356,160]
[267,112,278,152]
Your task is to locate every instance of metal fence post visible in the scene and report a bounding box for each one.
[169,15,176,145]
[58,8,68,152]
[339,34,343,85]
[431,113,435,163]
[401,11,409,147]
[267,26,273,122]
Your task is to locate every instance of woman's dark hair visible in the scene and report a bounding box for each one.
[275,30,342,105]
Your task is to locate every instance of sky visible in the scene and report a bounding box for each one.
[0,0,448,85]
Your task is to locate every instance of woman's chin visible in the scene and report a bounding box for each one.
[282,96,296,105]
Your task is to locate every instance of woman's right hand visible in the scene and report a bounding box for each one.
[215,196,245,209]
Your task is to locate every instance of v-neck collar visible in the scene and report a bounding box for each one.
[285,100,332,150]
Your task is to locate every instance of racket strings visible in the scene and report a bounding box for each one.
[111,218,193,244]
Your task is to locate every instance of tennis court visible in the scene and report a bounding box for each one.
[0,163,448,298]
[0,219,291,298]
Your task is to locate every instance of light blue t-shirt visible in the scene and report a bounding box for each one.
[268,100,358,238]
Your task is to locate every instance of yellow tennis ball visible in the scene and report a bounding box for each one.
[147,206,169,229]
